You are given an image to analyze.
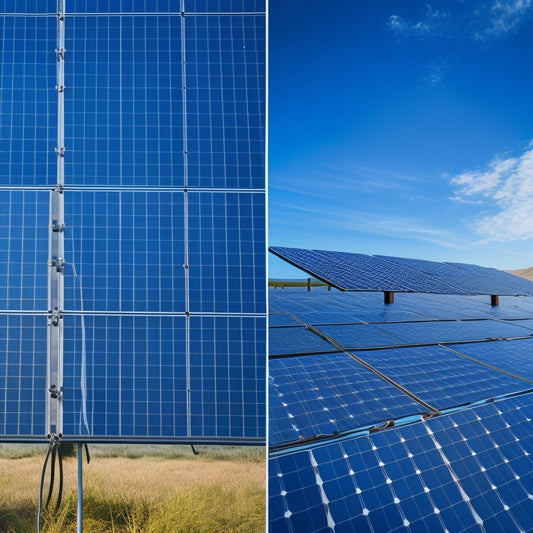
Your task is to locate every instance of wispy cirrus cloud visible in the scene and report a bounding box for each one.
[450,143,533,241]
[271,201,463,250]
[387,5,448,39]
[387,1,533,41]
[478,0,533,38]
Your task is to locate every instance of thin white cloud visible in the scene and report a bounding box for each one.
[387,5,447,38]
[450,143,533,241]
[388,1,533,41]
[271,201,463,250]
[480,0,533,38]
[423,60,448,87]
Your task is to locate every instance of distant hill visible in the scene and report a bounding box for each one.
[508,268,533,281]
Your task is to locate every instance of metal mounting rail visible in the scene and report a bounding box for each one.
[47,0,66,440]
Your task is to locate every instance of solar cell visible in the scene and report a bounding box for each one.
[269,283,533,531]
[1,2,266,443]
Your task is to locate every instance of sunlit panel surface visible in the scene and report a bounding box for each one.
[0,1,265,443]
[269,287,533,530]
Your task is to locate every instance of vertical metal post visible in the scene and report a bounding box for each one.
[77,443,83,533]
[47,0,66,438]
[180,1,192,437]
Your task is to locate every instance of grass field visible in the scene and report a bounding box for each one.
[0,445,265,533]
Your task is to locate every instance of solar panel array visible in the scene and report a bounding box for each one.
[269,246,533,296]
[269,288,533,531]
[0,1,266,443]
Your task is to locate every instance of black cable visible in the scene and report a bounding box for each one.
[56,443,64,511]
[191,444,199,455]
[84,442,91,464]
[46,444,56,509]
[37,444,52,532]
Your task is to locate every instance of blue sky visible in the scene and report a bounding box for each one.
[268,0,533,278]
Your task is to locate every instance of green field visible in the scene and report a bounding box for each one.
[0,445,265,533]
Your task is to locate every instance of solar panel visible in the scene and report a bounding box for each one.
[269,286,533,530]
[269,352,429,447]
[270,246,533,296]
[452,338,533,382]
[1,2,266,443]
[353,345,529,410]
[269,326,335,356]
[269,393,533,532]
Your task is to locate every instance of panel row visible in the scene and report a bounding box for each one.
[269,338,533,447]
[0,190,265,313]
[269,319,533,356]
[0,0,266,14]
[0,314,265,439]
[269,289,533,322]
[0,13,265,188]
[269,247,533,296]
[270,393,533,532]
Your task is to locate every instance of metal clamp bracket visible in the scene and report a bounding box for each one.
[50,257,65,273]
[52,220,65,232]
[48,307,63,326]
[48,384,63,400]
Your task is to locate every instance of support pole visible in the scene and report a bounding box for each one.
[384,291,395,305]
[47,0,66,441]
[491,295,499,307]
[307,278,311,291]
[77,443,83,533]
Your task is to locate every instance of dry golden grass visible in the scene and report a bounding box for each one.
[0,448,265,532]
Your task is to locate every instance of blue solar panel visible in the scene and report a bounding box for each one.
[0,315,47,437]
[270,394,533,532]
[1,3,265,443]
[269,327,335,356]
[269,289,433,323]
[355,345,529,410]
[376,319,530,346]
[316,324,404,350]
[268,314,302,327]
[270,246,533,296]
[452,338,533,382]
[269,352,429,446]
[449,261,533,296]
